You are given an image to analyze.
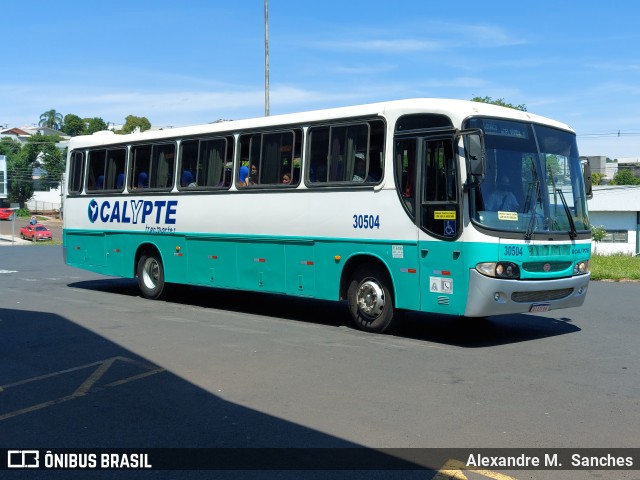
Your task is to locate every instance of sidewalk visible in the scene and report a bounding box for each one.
[0,234,30,245]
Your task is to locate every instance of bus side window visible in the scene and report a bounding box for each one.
[179,139,199,189]
[130,145,151,190]
[308,126,330,183]
[151,144,175,189]
[105,148,126,190]
[238,130,300,187]
[308,120,383,186]
[68,151,85,194]
[395,140,416,216]
[86,149,107,192]
[200,137,229,187]
[366,120,385,183]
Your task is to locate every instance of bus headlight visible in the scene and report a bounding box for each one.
[476,262,520,279]
[573,260,589,275]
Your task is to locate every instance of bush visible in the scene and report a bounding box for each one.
[591,225,607,243]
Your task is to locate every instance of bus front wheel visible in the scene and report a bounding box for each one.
[137,251,165,300]
[347,265,396,333]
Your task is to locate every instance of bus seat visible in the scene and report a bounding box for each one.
[181,170,194,187]
[138,172,149,188]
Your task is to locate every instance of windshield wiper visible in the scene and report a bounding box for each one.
[524,180,539,240]
[556,189,577,239]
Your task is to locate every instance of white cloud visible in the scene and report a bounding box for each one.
[314,38,442,53]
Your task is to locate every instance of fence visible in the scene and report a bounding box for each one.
[27,200,62,218]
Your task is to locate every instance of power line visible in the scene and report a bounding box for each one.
[578,130,640,138]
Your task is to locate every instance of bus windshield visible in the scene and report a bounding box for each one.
[466,118,590,237]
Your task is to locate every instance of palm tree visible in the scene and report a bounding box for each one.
[39,109,64,130]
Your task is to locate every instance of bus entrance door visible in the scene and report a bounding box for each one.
[417,136,466,316]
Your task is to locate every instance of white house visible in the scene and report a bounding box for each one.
[588,185,640,255]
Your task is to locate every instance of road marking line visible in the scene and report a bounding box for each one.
[431,459,519,480]
[73,357,118,396]
[0,356,165,421]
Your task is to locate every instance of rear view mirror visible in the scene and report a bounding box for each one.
[582,160,593,199]
[463,130,485,178]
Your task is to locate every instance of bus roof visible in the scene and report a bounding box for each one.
[67,98,574,149]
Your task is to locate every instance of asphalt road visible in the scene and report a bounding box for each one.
[1,245,638,479]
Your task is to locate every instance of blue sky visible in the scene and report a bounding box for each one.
[2,0,639,159]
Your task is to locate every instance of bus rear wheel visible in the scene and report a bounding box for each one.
[137,251,166,300]
[347,265,396,333]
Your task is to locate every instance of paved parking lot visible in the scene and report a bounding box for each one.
[1,245,639,479]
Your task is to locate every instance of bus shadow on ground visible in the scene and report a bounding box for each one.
[69,278,581,348]
[0,307,430,480]
[397,312,580,348]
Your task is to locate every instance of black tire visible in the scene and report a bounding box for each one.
[136,251,166,300]
[347,264,396,333]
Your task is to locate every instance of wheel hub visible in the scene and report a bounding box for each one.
[356,280,385,317]
[142,258,160,289]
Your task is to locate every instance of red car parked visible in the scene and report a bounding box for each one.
[0,208,15,221]
[20,224,53,241]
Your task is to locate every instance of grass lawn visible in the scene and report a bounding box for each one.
[590,254,640,281]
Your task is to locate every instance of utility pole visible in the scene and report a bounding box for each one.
[264,0,270,117]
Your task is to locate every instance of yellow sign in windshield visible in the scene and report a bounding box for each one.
[434,211,456,220]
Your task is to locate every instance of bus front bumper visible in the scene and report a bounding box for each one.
[464,269,590,317]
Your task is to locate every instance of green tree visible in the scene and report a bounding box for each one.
[85,117,108,134]
[39,109,64,130]
[62,113,86,136]
[544,154,562,179]
[591,172,604,185]
[7,154,35,208]
[591,225,607,254]
[471,96,527,112]
[610,168,640,185]
[0,137,23,157]
[121,115,151,134]
[23,133,65,191]
[1,138,29,207]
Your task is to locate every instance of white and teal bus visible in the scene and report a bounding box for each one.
[62,98,592,333]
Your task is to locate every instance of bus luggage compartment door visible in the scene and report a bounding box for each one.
[65,232,106,267]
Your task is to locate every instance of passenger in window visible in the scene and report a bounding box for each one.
[238,165,250,187]
[181,170,196,187]
[486,175,519,212]
[281,173,291,184]
[352,155,366,182]
[249,164,259,185]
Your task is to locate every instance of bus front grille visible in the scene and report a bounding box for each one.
[511,288,574,303]
[521,261,572,273]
